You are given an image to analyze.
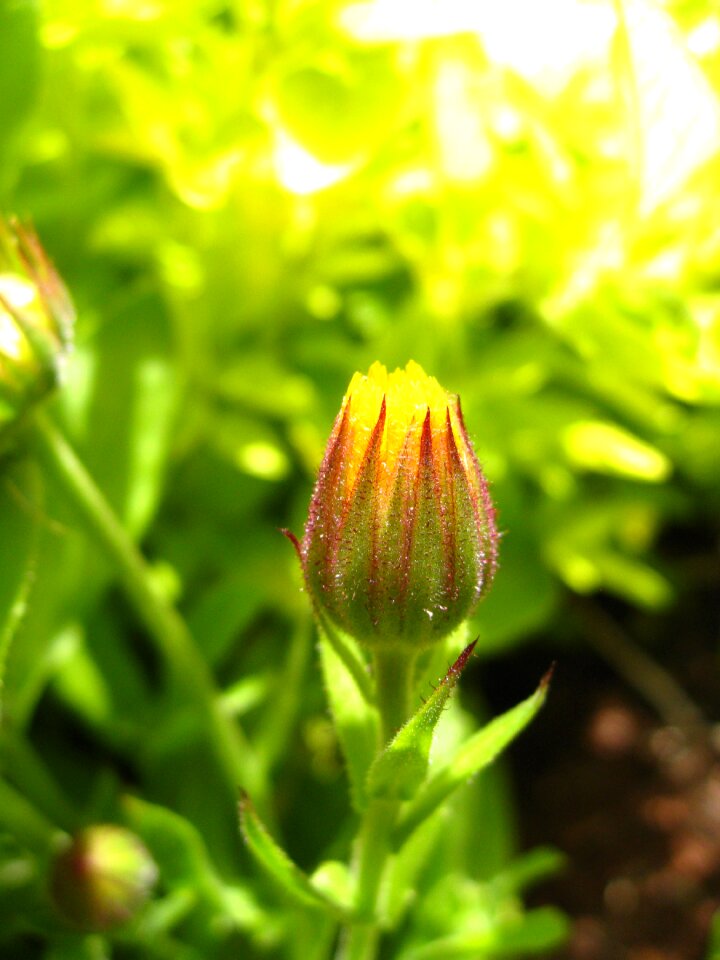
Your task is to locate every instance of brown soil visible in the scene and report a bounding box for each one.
[497,640,720,960]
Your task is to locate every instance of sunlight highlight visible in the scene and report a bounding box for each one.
[273,132,353,195]
[0,275,37,362]
[340,0,614,92]
[340,0,720,212]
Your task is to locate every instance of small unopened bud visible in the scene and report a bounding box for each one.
[0,217,74,431]
[50,825,158,931]
[293,361,498,649]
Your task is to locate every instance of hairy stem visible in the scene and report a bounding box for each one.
[372,647,417,746]
[335,647,417,960]
[336,799,398,960]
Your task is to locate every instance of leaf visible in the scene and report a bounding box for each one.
[239,792,350,920]
[395,669,551,846]
[402,906,569,958]
[0,777,60,856]
[273,52,400,165]
[317,628,378,812]
[124,794,224,896]
[562,420,670,482]
[491,906,571,954]
[493,846,566,897]
[59,288,177,539]
[0,0,39,146]
[0,462,39,712]
[366,641,477,802]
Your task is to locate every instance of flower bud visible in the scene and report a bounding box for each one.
[0,218,74,431]
[50,825,158,931]
[296,361,498,649]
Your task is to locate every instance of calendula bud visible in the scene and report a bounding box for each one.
[295,361,498,649]
[50,825,158,931]
[0,218,74,431]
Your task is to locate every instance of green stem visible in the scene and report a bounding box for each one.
[372,647,417,746]
[30,412,261,800]
[336,647,418,960]
[336,799,398,960]
[318,613,375,705]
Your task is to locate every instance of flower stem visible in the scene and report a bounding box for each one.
[372,647,417,746]
[336,798,398,960]
[335,647,418,960]
[30,411,261,799]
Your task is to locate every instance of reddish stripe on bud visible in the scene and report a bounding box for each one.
[292,362,498,650]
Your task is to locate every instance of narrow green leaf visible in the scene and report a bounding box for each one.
[69,291,178,538]
[318,629,378,812]
[0,729,77,832]
[123,797,272,935]
[0,777,64,856]
[124,794,225,896]
[491,906,571,953]
[239,792,351,920]
[366,641,477,802]
[124,794,267,933]
[0,463,39,713]
[395,669,551,846]
[493,846,566,897]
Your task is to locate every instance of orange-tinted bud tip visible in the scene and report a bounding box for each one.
[297,361,498,649]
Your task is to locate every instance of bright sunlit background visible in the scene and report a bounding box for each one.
[1,0,720,957]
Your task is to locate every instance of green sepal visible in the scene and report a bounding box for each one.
[318,629,378,812]
[394,669,552,847]
[239,791,352,920]
[366,641,477,802]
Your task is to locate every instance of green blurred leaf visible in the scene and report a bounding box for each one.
[493,847,566,896]
[273,52,400,165]
[402,906,569,958]
[0,0,39,150]
[239,792,349,919]
[124,794,267,936]
[49,623,112,728]
[706,908,720,960]
[0,462,38,707]
[562,420,671,482]
[62,289,177,538]
[124,794,222,895]
[318,628,378,812]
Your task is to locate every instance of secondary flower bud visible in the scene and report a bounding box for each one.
[0,218,74,431]
[295,361,498,649]
[50,825,158,931]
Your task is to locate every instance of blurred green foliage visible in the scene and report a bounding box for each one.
[1,0,719,956]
